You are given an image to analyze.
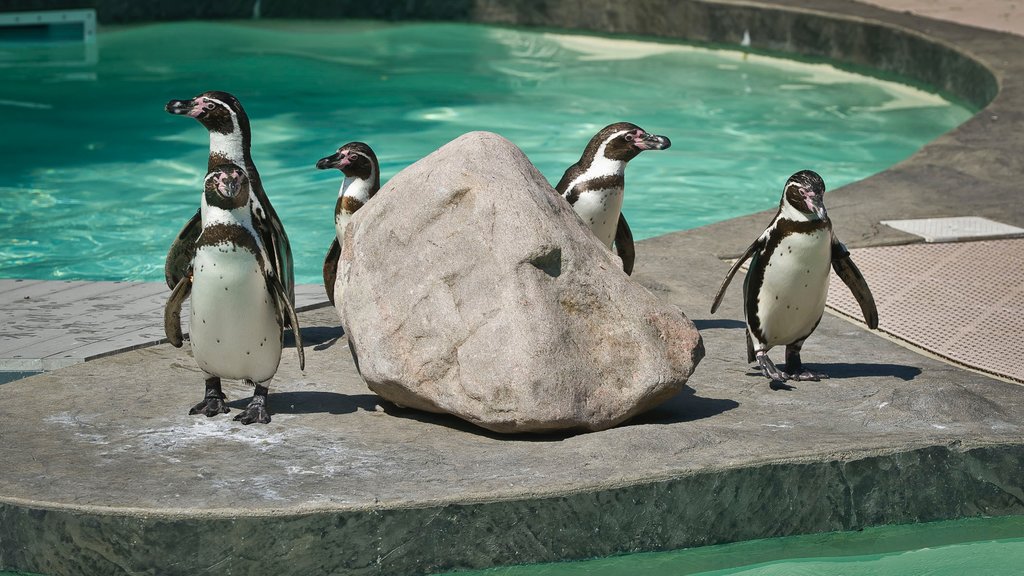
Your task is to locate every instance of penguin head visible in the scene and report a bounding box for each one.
[204,163,251,210]
[590,122,672,163]
[783,170,827,220]
[316,142,379,181]
[166,90,246,135]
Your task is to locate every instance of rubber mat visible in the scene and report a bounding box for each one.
[827,238,1024,383]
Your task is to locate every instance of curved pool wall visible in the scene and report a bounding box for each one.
[3,2,1024,576]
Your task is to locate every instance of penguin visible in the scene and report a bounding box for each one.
[555,122,671,275]
[710,170,878,385]
[315,142,381,310]
[164,163,304,425]
[164,90,295,308]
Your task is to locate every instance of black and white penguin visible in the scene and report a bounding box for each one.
[164,164,304,425]
[164,90,295,306]
[315,142,381,311]
[555,122,671,275]
[710,170,878,385]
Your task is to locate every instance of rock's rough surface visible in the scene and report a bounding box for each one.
[340,131,703,433]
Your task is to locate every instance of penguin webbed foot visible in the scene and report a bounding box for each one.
[756,352,791,385]
[189,395,230,417]
[789,369,830,382]
[234,384,271,425]
[189,377,230,417]
[784,345,828,382]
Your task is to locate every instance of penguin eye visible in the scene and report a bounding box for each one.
[624,133,635,142]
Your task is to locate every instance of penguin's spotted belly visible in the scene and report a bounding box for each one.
[572,188,623,248]
[190,246,282,382]
[756,230,831,347]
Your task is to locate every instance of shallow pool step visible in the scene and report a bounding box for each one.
[0,279,329,372]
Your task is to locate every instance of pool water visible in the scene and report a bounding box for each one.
[0,21,972,283]
[440,516,1024,576]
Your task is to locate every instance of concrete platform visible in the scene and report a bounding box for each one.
[2,291,1023,576]
[3,0,1024,575]
[0,280,327,372]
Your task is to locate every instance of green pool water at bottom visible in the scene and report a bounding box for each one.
[439,516,1024,576]
[3,517,1022,576]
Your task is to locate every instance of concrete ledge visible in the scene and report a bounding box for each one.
[2,295,1023,576]
[2,441,1021,575]
[3,1,1024,575]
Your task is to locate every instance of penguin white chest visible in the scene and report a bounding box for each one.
[334,211,352,245]
[754,230,832,347]
[190,245,282,383]
[572,187,623,248]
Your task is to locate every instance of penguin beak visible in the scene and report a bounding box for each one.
[636,133,671,151]
[217,176,241,199]
[806,194,827,219]
[165,99,193,116]
[316,152,347,171]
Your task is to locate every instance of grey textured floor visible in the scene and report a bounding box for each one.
[0,280,328,372]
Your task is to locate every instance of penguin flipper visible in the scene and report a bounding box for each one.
[710,239,762,314]
[614,213,635,276]
[323,238,341,307]
[254,211,296,307]
[165,211,200,290]
[271,276,305,371]
[831,239,879,329]
[164,268,192,348]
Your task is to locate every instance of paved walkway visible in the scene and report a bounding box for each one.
[855,0,1024,36]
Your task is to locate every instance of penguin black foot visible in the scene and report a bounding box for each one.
[756,352,790,383]
[789,369,830,382]
[784,345,828,382]
[189,377,229,417]
[233,384,271,425]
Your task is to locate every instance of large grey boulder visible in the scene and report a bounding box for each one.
[339,131,703,433]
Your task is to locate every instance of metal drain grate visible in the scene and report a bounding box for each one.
[827,238,1024,383]
[881,216,1024,242]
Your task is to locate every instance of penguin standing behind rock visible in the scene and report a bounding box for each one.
[315,142,381,314]
[164,164,304,425]
[164,90,295,306]
[555,122,671,275]
[710,170,878,386]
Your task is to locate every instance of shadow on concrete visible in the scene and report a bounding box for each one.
[628,386,739,426]
[374,385,743,436]
[692,318,746,330]
[743,363,922,384]
[823,363,923,381]
[288,325,344,349]
[377,401,583,442]
[228,391,381,415]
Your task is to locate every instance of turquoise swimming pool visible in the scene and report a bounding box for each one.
[441,516,1024,576]
[0,20,972,283]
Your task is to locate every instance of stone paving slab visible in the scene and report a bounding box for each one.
[880,217,1024,243]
